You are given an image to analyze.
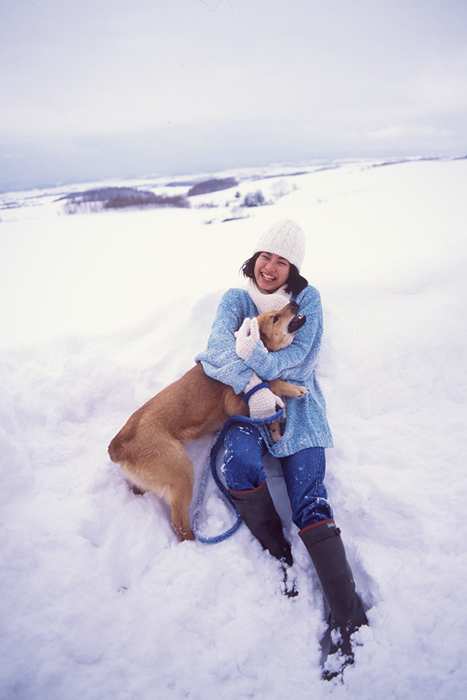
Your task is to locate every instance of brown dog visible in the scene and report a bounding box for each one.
[108,302,306,541]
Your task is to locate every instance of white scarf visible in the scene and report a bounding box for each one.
[246,278,291,314]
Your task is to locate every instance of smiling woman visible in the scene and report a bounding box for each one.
[196,218,368,680]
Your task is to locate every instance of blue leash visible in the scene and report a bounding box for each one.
[192,391,284,544]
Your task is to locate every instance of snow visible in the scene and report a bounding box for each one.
[1,158,466,699]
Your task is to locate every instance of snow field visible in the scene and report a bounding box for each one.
[1,159,466,698]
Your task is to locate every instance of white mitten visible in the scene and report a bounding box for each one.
[244,373,284,420]
[235,317,264,361]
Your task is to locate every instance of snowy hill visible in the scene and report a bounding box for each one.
[1,158,466,699]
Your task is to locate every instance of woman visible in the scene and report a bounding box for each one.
[196,219,367,677]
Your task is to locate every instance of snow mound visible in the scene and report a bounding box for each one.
[1,159,466,699]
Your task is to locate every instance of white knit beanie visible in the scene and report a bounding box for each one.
[253,219,306,270]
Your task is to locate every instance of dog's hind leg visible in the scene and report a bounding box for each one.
[121,438,195,541]
[162,440,195,541]
[166,474,194,541]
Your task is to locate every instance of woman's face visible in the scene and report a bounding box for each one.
[254,251,291,293]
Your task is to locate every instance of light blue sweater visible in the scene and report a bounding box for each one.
[196,285,334,456]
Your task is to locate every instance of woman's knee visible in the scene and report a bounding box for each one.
[223,424,265,490]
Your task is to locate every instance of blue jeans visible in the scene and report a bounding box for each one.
[223,424,333,530]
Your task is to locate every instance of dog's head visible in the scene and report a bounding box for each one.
[257,301,306,351]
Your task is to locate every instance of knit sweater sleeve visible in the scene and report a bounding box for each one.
[242,286,323,381]
[195,289,254,394]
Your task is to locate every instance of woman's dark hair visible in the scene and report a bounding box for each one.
[240,252,308,297]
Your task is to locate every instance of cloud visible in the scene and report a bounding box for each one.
[367,125,451,142]
[2,1,467,188]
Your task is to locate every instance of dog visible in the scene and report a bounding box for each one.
[108,301,307,541]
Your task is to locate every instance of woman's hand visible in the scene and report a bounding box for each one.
[249,386,284,420]
[244,372,284,420]
[235,317,266,361]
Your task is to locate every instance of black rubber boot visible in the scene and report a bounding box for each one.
[300,520,368,680]
[230,482,293,566]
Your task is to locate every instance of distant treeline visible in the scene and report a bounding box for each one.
[58,176,271,215]
[59,187,189,213]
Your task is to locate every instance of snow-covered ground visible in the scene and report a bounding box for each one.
[1,158,466,699]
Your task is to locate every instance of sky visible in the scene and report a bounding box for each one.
[1,0,467,190]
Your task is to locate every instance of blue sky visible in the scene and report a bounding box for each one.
[2,0,467,190]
